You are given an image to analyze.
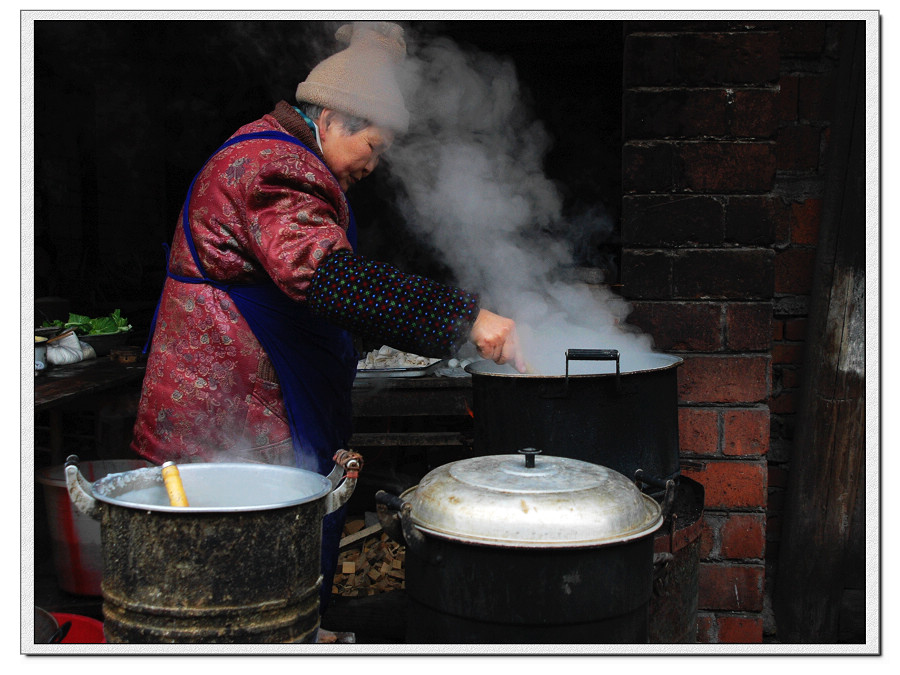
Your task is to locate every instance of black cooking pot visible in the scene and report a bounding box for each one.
[65,454,360,644]
[466,349,683,484]
[377,449,668,644]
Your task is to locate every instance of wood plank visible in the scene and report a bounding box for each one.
[339,523,383,549]
[349,431,470,447]
[774,22,867,644]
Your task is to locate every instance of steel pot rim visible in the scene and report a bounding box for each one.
[465,351,683,378]
[90,462,333,514]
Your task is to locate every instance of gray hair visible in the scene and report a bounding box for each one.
[297,101,370,135]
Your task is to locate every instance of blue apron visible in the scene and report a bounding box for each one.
[146,130,358,614]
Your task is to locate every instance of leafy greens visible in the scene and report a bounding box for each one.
[42,309,132,336]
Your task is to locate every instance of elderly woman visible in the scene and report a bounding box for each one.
[130,21,522,619]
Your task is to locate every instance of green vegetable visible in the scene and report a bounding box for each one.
[41,309,131,336]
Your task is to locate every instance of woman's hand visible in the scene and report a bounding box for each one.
[470,309,526,372]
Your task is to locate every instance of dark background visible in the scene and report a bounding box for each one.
[31,19,623,341]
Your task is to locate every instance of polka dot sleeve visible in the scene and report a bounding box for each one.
[307,250,480,358]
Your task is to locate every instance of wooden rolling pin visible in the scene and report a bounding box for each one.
[161,461,189,507]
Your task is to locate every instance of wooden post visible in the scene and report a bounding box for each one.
[773,21,867,643]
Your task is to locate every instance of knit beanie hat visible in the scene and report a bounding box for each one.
[296,22,409,134]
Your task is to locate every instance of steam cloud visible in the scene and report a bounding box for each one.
[384,28,654,374]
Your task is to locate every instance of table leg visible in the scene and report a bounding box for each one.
[48,409,63,466]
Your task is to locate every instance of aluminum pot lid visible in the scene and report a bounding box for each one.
[403,450,664,548]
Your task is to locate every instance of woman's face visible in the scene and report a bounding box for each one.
[318,110,394,192]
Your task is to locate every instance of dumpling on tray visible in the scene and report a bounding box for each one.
[357,345,440,370]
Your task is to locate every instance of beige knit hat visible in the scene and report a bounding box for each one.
[296,22,409,133]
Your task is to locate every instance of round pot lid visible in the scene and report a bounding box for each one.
[403,450,664,548]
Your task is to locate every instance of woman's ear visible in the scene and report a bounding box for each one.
[319,109,335,131]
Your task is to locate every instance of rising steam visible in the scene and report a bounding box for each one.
[383,28,654,374]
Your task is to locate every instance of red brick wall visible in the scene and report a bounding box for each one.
[619,19,839,644]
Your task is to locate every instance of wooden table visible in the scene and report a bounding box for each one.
[34,358,476,464]
[34,357,146,412]
[34,357,147,464]
[35,360,471,414]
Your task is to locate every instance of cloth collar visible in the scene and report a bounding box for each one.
[293,106,323,152]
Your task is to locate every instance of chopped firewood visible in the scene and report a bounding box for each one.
[333,524,406,597]
[344,519,366,535]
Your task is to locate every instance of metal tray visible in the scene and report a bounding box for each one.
[355,359,444,378]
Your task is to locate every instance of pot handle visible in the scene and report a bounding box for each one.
[375,490,407,544]
[565,348,620,394]
[64,455,100,521]
[375,490,438,563]
[324,461,344,490]
[633,469,677,520]
[652,552,675,596]
[324,450,364,515]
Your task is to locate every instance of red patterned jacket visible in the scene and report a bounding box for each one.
[131,102,478,466]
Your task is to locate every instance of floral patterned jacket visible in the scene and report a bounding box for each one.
[131,101,478,466]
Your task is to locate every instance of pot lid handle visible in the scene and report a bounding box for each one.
[518,447,542,468]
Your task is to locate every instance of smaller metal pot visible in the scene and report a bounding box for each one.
[66,453,361,644]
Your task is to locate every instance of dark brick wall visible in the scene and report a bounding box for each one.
[620,19,842,644]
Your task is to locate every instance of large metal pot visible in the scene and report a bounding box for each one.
[466,349,683,483]
[376,449,668,644]
[65,453,360,644]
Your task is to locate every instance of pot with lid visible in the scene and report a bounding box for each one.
[65,452,361,644]
[376,449,668,644]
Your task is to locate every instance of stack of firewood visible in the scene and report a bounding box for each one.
[332,518,406,597]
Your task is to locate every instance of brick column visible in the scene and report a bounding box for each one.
[620,21,781,643]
